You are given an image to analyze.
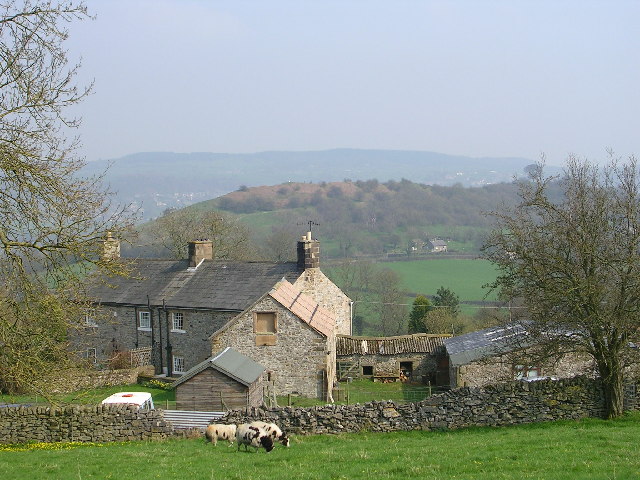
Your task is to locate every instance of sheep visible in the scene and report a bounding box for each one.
[249,420,290,447]
[236,423,274,452]
[205,423,237,446]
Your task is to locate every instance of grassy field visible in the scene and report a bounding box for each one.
[382,258,499,302]
[2,413,639,479]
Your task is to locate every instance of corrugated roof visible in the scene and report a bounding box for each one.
[336,334,450,356]
[87,259,300,311]
[443,323,530,366]
[269,280,335,337]
[172,347,265,387]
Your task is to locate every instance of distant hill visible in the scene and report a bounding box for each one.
[80,149,553,220]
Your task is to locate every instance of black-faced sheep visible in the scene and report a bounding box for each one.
[205,424,237,446]
[236,423,274,452]
[249,421,290,447]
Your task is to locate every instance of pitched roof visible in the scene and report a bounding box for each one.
[88,259,301,311]
[171,347,265,387]
[269,280,335,337]
[337,334,450,356]
[443,323,530,366]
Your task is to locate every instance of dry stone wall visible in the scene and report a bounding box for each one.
[0,405,173,444]
[223,377,625,435]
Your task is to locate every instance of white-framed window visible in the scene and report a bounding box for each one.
[84,312,98,327]
[515,365,541,380]
[139,311,151,330]
[86,348,97,364]
[172,312,184,332]
[173,355,185,374]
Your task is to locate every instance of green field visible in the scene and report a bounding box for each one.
[2,413,639,479]
[382,258,499,302]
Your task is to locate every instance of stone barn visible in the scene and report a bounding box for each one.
[443,324,596,388]
[336,334,451,386]
[172,347,265,411]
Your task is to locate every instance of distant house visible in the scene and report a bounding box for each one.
[172,347,265,411]
[426,239,448,253]
[210,279,336,400]
[336,334,451,386]
[80,232,351,383]
[443,324,594,388]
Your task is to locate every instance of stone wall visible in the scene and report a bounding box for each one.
[223,377,630,435]
[294,268,352,336]
[0,405,174,444]
[51,366,155,394]
[75,305,235,374]
[452,351,596,388]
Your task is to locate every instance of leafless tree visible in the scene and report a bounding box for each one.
[0,1,134,395]
[484,154,640,418]
[151,208,252,260]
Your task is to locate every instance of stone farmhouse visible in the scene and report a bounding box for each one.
[81,232,352,397]
[210,279,336,399]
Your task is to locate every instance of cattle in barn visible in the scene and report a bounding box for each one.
[236,423,274,452]
[205,424,237,446]
[249,421,290,447]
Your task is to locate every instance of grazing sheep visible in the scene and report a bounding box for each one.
[205,424,237,446]
[236,423,274,452]
[249,421,290,447]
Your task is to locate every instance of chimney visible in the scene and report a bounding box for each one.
[297,231,320,270]
[188,240,213,268]
[102,231,120,261]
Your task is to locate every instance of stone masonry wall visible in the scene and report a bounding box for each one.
[223,377,622,435]
[0,405,174,444]
[294,268,352,336]
[211,296,331,398]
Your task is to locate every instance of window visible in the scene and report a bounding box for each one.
[86,348,97,364]
[515,365,541,380]
[172,312,184,332]
[84,312,98,327]
[254,312,277,346]
[254,312,277,333]
[362,365,374,376]
[139,311,150,329]
[173,356,185,374]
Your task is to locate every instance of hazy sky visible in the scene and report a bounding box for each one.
[68,1,639,166]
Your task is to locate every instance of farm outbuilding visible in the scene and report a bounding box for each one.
[172,347,265,411]
[336,334,451,386]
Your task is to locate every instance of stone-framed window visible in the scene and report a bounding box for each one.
[173,355,185,374]
[171,312,185,332]
[254,312,277,346]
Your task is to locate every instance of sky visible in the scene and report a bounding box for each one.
[67,0,640,166]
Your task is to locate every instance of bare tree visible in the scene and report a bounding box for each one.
[151,208,252,260]
[0,1,134,395]
[484,155,640,418]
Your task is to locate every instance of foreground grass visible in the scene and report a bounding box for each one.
[2,413,639,480]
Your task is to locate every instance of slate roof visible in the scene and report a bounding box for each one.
[269,280,335,337]
[88,259,301,311]
[443,324,530,366]
[171,347,265,388]
[337,334,450,356]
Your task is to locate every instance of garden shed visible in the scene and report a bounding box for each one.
[172,347,265,411]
